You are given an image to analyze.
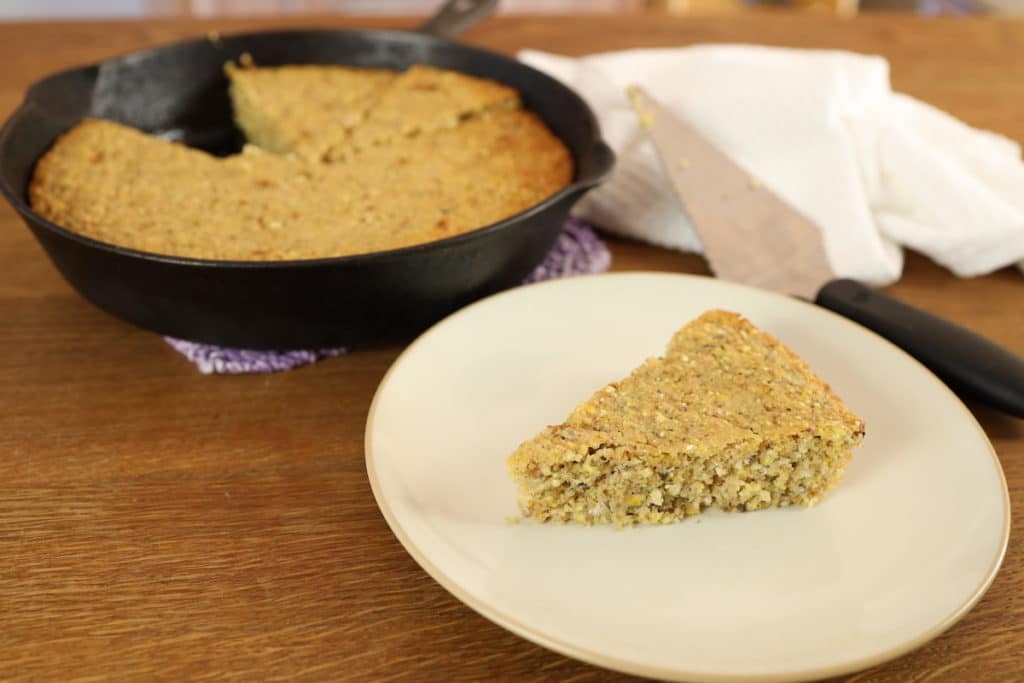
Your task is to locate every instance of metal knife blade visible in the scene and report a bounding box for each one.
[626,85,834,300]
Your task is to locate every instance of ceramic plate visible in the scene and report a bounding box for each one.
[365,272,1009,682]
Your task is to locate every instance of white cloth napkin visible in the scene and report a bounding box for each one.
[520,45,1024,286]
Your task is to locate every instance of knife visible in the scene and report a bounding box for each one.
[627,85,1024,418]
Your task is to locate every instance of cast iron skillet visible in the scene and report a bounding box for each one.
[0,0,614,349]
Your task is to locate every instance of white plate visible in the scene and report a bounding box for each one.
[365,272,1009,683]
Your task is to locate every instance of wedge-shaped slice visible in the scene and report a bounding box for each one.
[507,310,865,526]
[225,62,397,158]
[324,64,521,161]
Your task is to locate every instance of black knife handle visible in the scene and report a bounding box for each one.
[815,278,1024,418]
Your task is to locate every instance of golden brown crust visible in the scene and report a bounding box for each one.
[224,62,397,159]
[28,63,571,261]
[663,310,865,442]
[325,64,521,161]
[224,62,520,163]
[29,108,571,260]
[507,310,865,526]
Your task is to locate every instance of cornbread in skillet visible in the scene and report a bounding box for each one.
[225,63,520,162]
[323,65,521,161]
[224,62,397,159]
[507,310,865,526]
[30,62,569,259]
[29,109,571,260]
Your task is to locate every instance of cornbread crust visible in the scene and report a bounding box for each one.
[324,65,521,161]
[507,310,865,526]
[225,63,520,163]
[30,63,570,260]
[224,62,397,159]
[29,110,571,260]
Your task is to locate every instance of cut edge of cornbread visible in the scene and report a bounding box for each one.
[224,60,398,159]
[225,61,294,155]
[506,310,865,527]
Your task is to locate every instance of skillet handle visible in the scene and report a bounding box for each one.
[418,0,499,40]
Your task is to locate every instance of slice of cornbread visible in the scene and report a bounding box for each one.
[225,62,397,159]
[226,63,520,163]
[507,310,865,526]
[324,65,521,161]
[29,111,571,260]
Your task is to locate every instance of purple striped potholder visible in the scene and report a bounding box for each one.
[165,218,611,374]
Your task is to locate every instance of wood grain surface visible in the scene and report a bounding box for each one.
[1,12,1022,682]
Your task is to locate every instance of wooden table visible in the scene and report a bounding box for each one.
[2,12,1021,682]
